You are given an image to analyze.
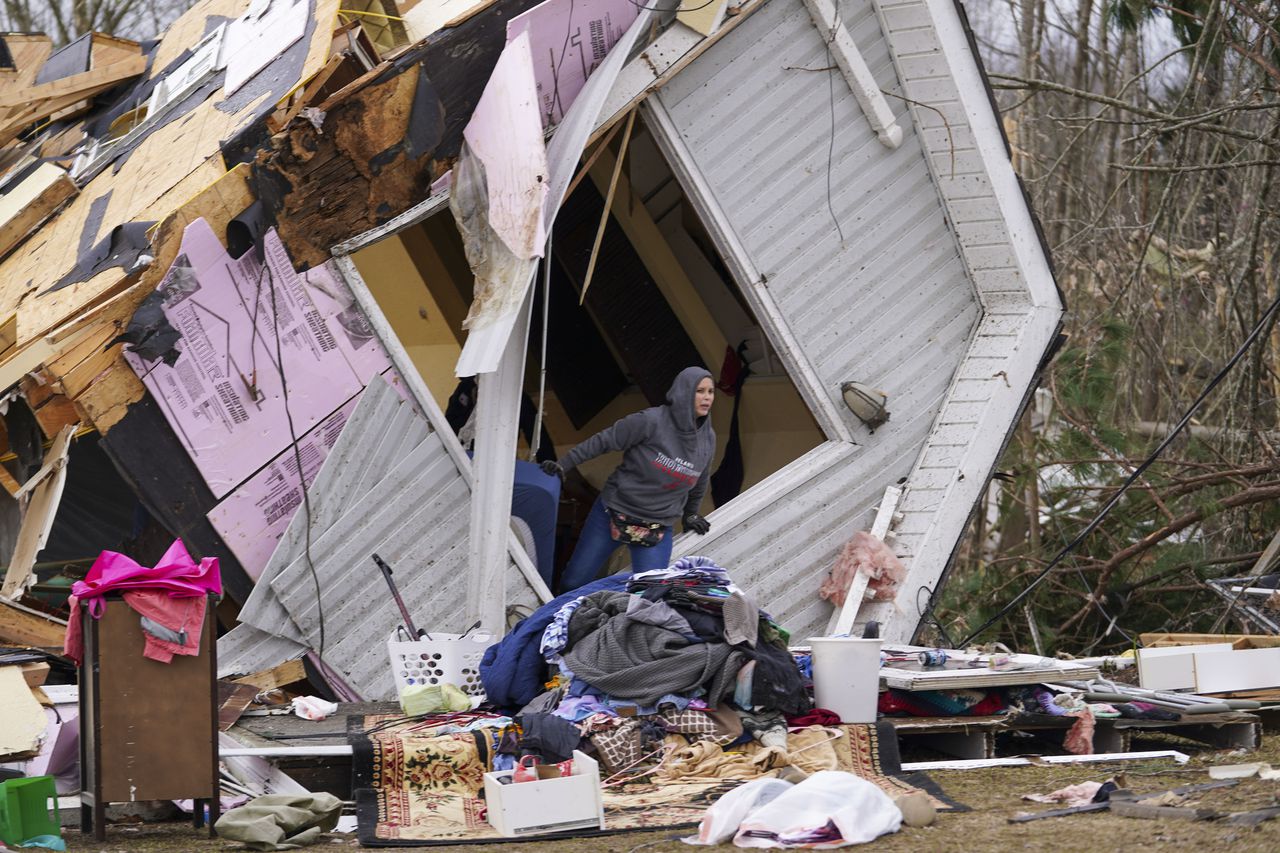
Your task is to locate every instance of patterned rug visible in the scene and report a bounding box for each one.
[350,715,961,846]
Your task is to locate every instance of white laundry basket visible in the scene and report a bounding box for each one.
[387,630,496,698]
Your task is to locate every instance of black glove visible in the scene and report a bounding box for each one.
[540,460,564,479]
[683,513,710,535]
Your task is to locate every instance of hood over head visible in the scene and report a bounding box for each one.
[666,366,713,433]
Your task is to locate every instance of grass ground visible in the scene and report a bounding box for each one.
[62,733,1280,852]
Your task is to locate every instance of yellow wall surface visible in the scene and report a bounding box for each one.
[350,234,462,412]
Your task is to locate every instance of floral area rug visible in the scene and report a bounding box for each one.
[350,715,961,846]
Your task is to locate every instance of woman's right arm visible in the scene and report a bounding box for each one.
[561,411,651,471]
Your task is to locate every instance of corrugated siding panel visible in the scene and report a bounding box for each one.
[657,0,979,641]
[227,377,540,698]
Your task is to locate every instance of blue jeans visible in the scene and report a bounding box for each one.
[559,496,673,593]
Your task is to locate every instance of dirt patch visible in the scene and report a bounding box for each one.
[61,736,1280,851]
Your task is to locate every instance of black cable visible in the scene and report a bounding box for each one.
[265,262,327,663]
[822,7,846,244]
[956,285,1280,649]
[622,0,722,11]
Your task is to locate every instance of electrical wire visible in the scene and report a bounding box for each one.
[529,238,553,461]
[956,286,1280,649]
[622,0,723,11]
[265,261,327,663]
[822,6,846,245]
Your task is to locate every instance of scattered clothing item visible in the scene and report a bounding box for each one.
[292,696,338,721]
[656,740,763,782]
[787,709,841,728]
[560,591,745,707]
[733,771,902,847]
[401,683,470,716]
[748,639,812,717]
[517,712,582,764]
[878,688,1006,717]
[70,539,222,613]
[1022,780,1104,807]
[1063,708,1095,755]
[1114,702,1180,721]
[63,540,220,665]
[126,589,204,663]
[214,793,342,851]
[479,572,632,709]
[686,778,794,845]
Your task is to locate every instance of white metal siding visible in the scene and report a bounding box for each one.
[227,376,542,698]
[656,0,980,642]
[859,0,1064,638]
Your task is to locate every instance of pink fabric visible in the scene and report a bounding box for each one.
[72,539,221,616]
[125,589,205,663]
[1064,708,1096,755]
[64,540,220,664]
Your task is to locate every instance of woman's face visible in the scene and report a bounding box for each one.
[694,377,715,417]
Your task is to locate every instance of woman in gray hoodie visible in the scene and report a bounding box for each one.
[543,366,717,592]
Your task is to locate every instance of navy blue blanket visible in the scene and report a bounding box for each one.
[480,573,632,710]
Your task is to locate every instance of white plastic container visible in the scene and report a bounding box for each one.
[386,630,495,698]
[807,637,883,723]
[483,750,605,836]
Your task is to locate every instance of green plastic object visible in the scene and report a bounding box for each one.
[0,776,61,848]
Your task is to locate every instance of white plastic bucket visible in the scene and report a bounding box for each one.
[807,637,883,723]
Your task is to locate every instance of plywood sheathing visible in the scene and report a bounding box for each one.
[0,34,54,100]
[73,164,256,433]
[0,53,148,147]
[0,0,341,432]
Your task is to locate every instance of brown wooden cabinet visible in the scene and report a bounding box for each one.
[77,593,219,840]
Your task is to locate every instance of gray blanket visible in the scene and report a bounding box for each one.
[561,591,745,706]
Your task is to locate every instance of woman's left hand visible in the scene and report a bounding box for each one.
[683,513,711,535]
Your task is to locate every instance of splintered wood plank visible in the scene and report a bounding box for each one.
[0,163,78,259]
[0,55,145,109]
[0,598,66,650]
[33,394,82,439]
[230,658,308,693]
[72,363,145,433]
[217,681,260,731]
[18,661,50,688]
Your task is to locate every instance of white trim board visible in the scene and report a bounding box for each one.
[1137,643,1234,691]
[1194,647,1280,694]
[901,750,1190,772]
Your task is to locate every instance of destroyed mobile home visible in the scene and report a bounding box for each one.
[0,0,1274,848]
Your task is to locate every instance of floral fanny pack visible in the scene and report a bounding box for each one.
[606,507,665,547]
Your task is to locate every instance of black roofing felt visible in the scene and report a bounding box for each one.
[34,31,92,84]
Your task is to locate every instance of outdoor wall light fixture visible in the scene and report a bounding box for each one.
[841,381,890,430]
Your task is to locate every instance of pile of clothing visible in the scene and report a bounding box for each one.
[480,557,813,775]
